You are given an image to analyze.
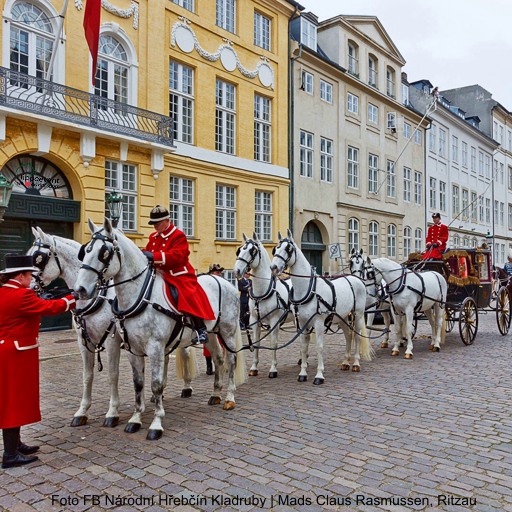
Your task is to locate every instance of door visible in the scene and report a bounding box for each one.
[301,221,326,274]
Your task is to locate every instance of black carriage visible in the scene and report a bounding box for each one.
[405,245,511,344]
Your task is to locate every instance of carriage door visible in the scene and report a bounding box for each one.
[0,155,80,331]
[301,221,326,274]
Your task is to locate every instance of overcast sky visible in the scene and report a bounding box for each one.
[300,0,512,109]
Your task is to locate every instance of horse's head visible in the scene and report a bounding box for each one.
[270,229,296,276]
[74,218,121,299]
[27,227,63,291]
[234,232,262,278]
[348,248,366,278]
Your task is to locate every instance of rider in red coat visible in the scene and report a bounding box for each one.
[0,254,76,469]
[144,206,215,344]
[422,212,449,260]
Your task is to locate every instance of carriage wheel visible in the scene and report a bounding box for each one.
[459,297,478,345]
[445,308,455,333]
[496,286,511,336]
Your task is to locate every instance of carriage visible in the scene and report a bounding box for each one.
[405,244,512,344]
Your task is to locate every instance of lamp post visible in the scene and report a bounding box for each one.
[106,190,123,228]
[486,230,494,263]
[0,175,13,223]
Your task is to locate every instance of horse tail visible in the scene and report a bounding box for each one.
[234,325,247,386]
[359,320,375,361]
[175,345,197,381]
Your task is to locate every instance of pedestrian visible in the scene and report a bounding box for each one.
[238,271,252,329]
[143,205,215,344]
[0,254,76,469]
[422,212,449,260]
[504,250,512,276]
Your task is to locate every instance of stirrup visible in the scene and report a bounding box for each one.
[191,328,208,345]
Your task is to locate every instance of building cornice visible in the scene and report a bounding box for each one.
[336,202,405,219]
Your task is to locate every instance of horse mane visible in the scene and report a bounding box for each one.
[372,257,401,272]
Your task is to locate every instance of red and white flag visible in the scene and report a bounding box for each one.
[83,0,101,86]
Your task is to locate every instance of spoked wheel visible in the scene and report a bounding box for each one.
[459,297,478,345]
[496,286,511,335]
[445,308,455,333]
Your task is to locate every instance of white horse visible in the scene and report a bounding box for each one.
[270,230,373,384]
[371,257,447,358]
[348,248,393,349]
[234,232,293,378]
[27,227,123,428]
[74,218,246,440]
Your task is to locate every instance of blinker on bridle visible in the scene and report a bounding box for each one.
[79,230,120,283]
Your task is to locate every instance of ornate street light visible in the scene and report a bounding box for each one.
[106,190,123,228]
[0,175,13,223]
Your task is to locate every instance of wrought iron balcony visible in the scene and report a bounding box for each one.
[0,67,174,147]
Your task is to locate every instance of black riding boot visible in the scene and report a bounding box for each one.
[190,316,208,344]
[205,356,214,375]
[2,427,38,469]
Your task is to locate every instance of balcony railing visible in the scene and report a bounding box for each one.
[0,67,174,147]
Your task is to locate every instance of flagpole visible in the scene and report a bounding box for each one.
[45,0,70,82]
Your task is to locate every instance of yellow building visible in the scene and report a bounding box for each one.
[0,0,296,285]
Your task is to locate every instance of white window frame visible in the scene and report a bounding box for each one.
[462,141,468,167]
[485,198,491,223]
[171,0,194,11]
[254,94,271,163]
[386,161,396,198]
[368,56,378,87]
[347,43,358,76]
[462,189,469,219]
[216,79,236,154]
[404,123,411,139]
[347,92,359,114]
[169,60,194,144]
[429,177,437,209]
[301,17,317,50]
[471,192,477,222]
[299,130,313,178]
[403,167,411,202]
[386,67,395,97]
[452,135,458,163]
[368,154,378,194]
[255,191,272,241]
[387,224,397,258]
[369,221,379,257]
[320,137,333,183]
[415,228,422,252]
[402,83,409,105]
[347,146,359,189]
[348,218,360,253]
[216,184,236,239]
[301,70,313,94]
[368,103,378,124]
[429,125,436,152]
[387,112,396,130]
[216,0,236,33]
[440,181,446,212]
[320,80,332,103]
[471,147,477,172]
[404,226,412,258]
[414,171,422,205]
[452,185,460,215]
[254,11,270,51]
[414,129,421,145]
[105,161,137,232]
[439,128,446,157]
[170,176,194,237]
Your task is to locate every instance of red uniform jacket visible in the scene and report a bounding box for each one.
[145,223,215,320]
[422,222,449,260]
[0,280,76,429]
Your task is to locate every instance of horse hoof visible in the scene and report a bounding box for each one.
[429,345,434,351]
[248,369,258,376]
[352,366,361,372]
[313,378,324,385]
[181,389,192,398]
[381,342,389,348]
[223,401,235,410]
[298,375,307,382]
[434,346,440,352]
[391,350,399,356]
[70,416,87,427]
[103,417,119,428]
[404,354,413,359]
[268,371,277,378]
[340,364,350,371]
[208,396,222,406]
[146,429,163,441]
[124,422,141,434]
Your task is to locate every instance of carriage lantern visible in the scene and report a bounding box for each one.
[0,175,13,223]
[106,190,123,228]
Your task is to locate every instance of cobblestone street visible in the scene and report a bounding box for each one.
[1,311,512,512]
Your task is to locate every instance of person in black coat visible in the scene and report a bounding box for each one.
[238,271,252,329]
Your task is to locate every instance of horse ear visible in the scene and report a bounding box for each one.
[88,218,98,234]
[278,231,282,241]
[253,231,259,242]
[243,233,247,242]
[287,229,294,242]
[350,248,355,256]
[104,217,113,235]
[366,256,372,264]
[31,226,39,240]
[37,227,48,243]
[360,248,364,256]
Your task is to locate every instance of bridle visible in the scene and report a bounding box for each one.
[272,238,296,269]
[31,237,63,293]
[348,252,365,279]
[235,239,261,273]
[78,230,121,287]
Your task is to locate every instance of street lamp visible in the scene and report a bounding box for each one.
[106,190,123,228]
[0,175,13,223]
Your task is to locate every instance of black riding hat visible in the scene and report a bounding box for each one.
[148,205,170,225]
[0,254,39,274]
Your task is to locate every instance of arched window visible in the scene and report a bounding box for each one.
[386,66,396,98]
[347,41,358,76]
[348,218,359,253]
[368,54,378,88]
[9,2,55,82]
[404,226,412,258]
[415,228,422,252]
[369,221,379,257]
[453,235,460,247]
[95,35,129,106]
[387,224,396,258]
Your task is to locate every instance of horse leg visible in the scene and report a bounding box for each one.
[340,321,352,371]
[208,334,225,406]
[268,320,279,378]
[391,314,402,356]
[313,324,325,385]
[424,308,436,351]
[147,348,166,440]
[103,337,121,428]
[430,306,442,352]
[381,308,391,349]
[350,317,362,372]
[298,331,310,382]
[403,310,414,359]
[177,346,194,398]
[124,353,145,434]
[71,338,94,427]
[223,342,237,410]
[248,322,260,377]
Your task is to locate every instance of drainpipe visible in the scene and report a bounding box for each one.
[288,17,302,235]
